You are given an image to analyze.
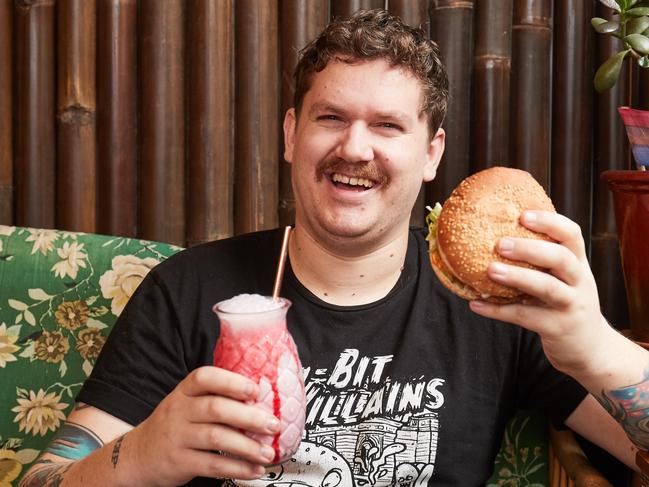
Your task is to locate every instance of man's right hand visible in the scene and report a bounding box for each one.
[19,366,279,486]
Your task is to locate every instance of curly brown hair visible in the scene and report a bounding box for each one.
[293,9,449,134]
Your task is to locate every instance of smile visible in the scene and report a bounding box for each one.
[330,173,375,189]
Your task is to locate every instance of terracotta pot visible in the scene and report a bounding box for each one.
[602,170,649,344]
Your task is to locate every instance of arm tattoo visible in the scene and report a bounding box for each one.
[597,368,649,449]
[18,460,72,487]
[45,422,104,460]
[111,434,125,469]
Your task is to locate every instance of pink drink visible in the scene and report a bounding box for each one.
[212,294,305,465]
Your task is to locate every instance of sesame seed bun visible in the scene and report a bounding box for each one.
[429,166,556,303]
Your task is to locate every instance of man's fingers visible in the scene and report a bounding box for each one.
[180,366,258,401]
[488,261,574,308]
[188,395,280,436]
[519,210,587,261]
[496,237,582,287]
[187,449,266,481]
[183,423,276,465]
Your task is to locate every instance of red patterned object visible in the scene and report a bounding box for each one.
[213,297,306,465]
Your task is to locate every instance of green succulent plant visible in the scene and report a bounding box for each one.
[592,0,649,92]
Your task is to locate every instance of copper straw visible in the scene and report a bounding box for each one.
[272,226,292,300]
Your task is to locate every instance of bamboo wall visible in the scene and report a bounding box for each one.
[0,0,638,326]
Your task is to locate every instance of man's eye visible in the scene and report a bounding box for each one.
[318,114,340,121]
[378,122,402,131]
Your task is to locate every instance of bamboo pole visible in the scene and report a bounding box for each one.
[187,0,234,246]
[510,0,552,189]
[551,0,593,247]
[471,0,512,172]
[0,0,12,224]
[389,0,429,226]
[592,3,631,328]
[139,0,186,245]
[235,1,279,234]
[96,0,138,238]
[427,0,474,204]
[57,0,97,233]
[279,0,329,227]
[14,0,56,228]
[330,0,384,20]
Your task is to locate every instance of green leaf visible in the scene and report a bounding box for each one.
[600,0,621,11]
[625,33,649,52]
[627,7,649,15]
[638,55,649,66]
[626,15,649,33]
[594,50,631,92]
[592,19,620,33]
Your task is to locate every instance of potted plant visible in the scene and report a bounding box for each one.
[592,0,649,345]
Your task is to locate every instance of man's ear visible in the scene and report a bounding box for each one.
[423,128,445,182]
[283,108,297,164]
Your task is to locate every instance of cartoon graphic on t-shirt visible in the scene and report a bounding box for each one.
[228,349,445,486]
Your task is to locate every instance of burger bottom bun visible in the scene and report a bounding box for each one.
[429,243,522,304]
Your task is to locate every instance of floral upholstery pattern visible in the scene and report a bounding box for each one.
[0,226,182,485]
[0,226,550,486]
[487,410,549,486]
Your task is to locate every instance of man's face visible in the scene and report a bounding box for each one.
[284,58,445,251]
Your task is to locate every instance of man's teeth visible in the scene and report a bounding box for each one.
[331,173,374,188]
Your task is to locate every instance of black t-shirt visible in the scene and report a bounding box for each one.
[78,228,587,486]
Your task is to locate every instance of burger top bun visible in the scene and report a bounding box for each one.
[433,166,555,303]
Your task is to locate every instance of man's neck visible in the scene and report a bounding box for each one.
[288,226,409,306]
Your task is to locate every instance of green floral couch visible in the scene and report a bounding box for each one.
[0,225,549,486]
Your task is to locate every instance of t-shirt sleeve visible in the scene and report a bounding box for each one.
[77,269,189,425]
[516,330,588,428]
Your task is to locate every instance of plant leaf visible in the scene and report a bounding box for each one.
[594,50,631,92]
[28,288,54,301]
[638,55,649,66]
[86,317,108,330]
[15,448,40,464]
[625,33,649,53]
[8,299,28,311]
[600,0,621,11]
[628,7,649,15]
[82,359,94,377]
[24,310,36,326]
[627,16,649,33]
[592,19,620,33]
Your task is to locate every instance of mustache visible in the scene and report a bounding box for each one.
[316,159,388,184]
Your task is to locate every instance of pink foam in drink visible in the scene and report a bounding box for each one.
[212,294,305,465]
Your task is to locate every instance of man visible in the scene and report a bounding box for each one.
[19,9,648,486]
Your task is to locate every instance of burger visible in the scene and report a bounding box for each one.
[426,166,556,303]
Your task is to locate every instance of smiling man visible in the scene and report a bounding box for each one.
[19,9,649,487]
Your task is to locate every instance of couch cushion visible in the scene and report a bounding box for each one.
[0,226,182,483]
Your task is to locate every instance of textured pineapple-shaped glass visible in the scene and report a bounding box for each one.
[213,295,305,465]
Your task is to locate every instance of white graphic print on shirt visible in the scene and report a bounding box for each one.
[228,349,446,487]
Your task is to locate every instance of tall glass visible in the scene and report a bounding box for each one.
[212,296,305,465]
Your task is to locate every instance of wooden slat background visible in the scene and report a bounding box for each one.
[0,0,636,327]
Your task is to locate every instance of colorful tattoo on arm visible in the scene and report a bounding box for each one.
[597,366,649,449]
[18,460,72,487]
[44,422,104,460]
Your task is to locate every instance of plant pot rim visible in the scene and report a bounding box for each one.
[602,170,649,191]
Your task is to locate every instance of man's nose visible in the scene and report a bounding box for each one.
[335,122,374,162]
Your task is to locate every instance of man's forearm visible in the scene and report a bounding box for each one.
[597,367,649,450]
[18,422,131,487]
